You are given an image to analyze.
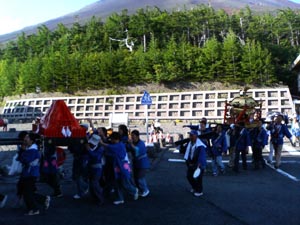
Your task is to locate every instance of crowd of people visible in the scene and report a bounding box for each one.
[0,123,151,215]
[183,114,295,197]
[0,113,297,213]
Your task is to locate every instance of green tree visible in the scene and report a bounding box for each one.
[0,59,19,96]
[241,39,275,84]
[195,36,222,81]
[69,22,86,52]
[161,36,181,82]
[2,41,19,61]
[83,16,104,52]
[16,57,43,94]
[145,36,162,82]
[16,33,30,62]
[221,30,242,82]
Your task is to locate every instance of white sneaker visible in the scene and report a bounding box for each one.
[113,200,124,205]
[25,209,40,216]
[140,190,150,197]
[73,194,81,199]
[44,196,51,210]
[0,195,7,208]
[194,192,203,197]
[133,188,139,200]
[83,189,89,195]
[190,188,195,193]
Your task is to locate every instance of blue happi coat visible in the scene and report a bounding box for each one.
[269,123,292,146]
[106,142,131,179]
[19,143,41,178]
[235,128,251,151]
[251,127,268,149]
[184,138,207,169]
[291,121,300,137]
[88,145,104,177]
[129,140,150,169]
[211,131,227,156]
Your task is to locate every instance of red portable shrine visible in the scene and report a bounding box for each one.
[38,100,87,146]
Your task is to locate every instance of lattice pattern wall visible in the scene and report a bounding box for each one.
[2,88,295,121]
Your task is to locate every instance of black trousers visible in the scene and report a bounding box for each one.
[20,177,47,211]
[89,175,104,204]
[186,165,203,193]
[43,173,62,194]
[252,146,265,168]
[233,149,247,171]
[0,194,5,201]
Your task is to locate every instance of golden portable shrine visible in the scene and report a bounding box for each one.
[223,87,262,128]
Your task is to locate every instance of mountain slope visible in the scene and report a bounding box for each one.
[0,0,299,44]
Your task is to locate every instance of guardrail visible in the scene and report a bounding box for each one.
[1,88,295,122]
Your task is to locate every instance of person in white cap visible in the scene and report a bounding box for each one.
[184,130,207,197]
[87,134,105,206]
[266,114,293,169]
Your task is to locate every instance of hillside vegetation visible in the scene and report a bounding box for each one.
[0,5,299,100]
[1,0,299,44]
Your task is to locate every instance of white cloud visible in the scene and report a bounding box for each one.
[0,16,23,35]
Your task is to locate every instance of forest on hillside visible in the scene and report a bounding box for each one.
[0,5,299,98]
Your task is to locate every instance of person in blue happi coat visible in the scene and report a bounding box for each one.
[41,144,63,197]
[266,114,293,169]
[18,132,50,216]
[100,132,138,205]
[233,122,252,172]
[250,119,268,169]
[128,129,150,197]
[184,130,207,197]
[87,134,105,205]
[291,115,300,147]
[211,124,227,176]
[183,117,212,156]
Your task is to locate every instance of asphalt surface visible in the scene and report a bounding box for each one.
[0,141,300,225]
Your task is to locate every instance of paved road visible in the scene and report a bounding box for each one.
[0,140,300,225]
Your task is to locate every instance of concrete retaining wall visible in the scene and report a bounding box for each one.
[2,88,295,122]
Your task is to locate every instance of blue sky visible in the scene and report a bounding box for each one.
[0,0,97,35]
[0,0,300,35]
